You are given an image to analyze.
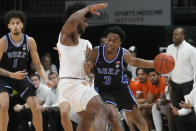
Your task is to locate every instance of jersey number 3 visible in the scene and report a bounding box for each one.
[103,76,111,85]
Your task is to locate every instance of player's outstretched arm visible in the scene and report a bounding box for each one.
[28,37,53,88]
[124,49,153,68]
[60,3,107,45]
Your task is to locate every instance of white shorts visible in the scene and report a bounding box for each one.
[58,79,99,112]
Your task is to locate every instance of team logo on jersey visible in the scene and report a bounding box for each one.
[23,44,26,51]
[116,60,120,68]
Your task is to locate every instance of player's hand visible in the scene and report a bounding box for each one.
[46,80,54,88]
[53,47,58,51]
[179,100,192,109]
[13,104,24,112]
[88,3,108,16]
[171,105,179,116]
[10,70,27,80]
[84,61,92,75]
[156,100,161,111]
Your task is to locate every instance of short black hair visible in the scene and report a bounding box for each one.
[175,27,186,36]
[4,10,26,29]
[148,68,160,75]
[29,73,40,80]
[104,26,125,43]
[136,68,148,76]
[63,2,92,22]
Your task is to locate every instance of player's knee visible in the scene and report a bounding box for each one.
[0,102,9,112]
[61,109,70,118]
[109,114,119,124]
[96,102,107,116]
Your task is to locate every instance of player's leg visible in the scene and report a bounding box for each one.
[85,95,108,131]
[125,104,148,131]
[0,92,9,131]
[125,111,137,131]
[26,96,43,131]
[59,101,73,131]
[106,104,123,131]
[77,110,95,131]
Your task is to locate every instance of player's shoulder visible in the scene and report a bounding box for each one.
[0,36,7,50]
[27,35,36,43]
[0,36,6,44]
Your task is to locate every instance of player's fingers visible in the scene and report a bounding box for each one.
[92,11,100,16]
[53,47,58,51]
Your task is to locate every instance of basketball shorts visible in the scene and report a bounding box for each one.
[0,76,36,101]
[96,86,137,112]
[58,79,99,112]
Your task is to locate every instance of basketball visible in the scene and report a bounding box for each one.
[153,53,175,74]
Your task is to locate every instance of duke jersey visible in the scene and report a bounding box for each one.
[94,45,127,92]
[0,33,29,73]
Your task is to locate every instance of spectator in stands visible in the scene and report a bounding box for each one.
[171,73,196,130]
[13,74,50,131]
[124,70,139,97]
[152,76,175,131]
[139,69,166,130]
[41,53,58,76]
[40,53,58,84]
[135,68,149,99]
[167,27,196,131]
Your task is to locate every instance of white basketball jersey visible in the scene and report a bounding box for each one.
[57,35,92,79]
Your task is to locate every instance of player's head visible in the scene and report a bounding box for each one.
[172,27,186,46]
[29,74,41,88]
[136,68,148,83]
[4,10,26,35]
[148,68,160,85]
[104,26,125,54]
[63,2,92,35]
[48,72,59,88]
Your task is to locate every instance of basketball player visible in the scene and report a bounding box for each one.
[0,10,53,131]
[84,26,154,131]
[56,2,108,131]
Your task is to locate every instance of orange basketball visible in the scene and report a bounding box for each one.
[153,53,175,74]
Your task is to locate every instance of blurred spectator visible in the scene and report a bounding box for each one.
[135,68,149,99]
[126,46,137,79]
[124,70,139,97]
[139,69,166,130]
[41,53,58,84]
[13,74,50,131]
[152,76,175,131]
